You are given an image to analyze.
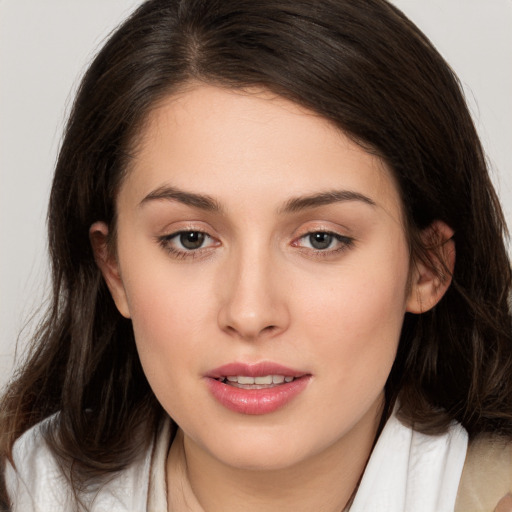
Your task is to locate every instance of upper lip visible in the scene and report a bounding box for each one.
[207,361,308,379]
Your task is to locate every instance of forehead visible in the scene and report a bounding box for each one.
[121,84,404,222]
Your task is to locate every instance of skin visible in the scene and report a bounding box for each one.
[91,84,453,512]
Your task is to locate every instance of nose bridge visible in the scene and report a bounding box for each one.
[217,238,288,339]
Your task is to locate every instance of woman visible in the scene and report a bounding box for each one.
[1,0,511,510]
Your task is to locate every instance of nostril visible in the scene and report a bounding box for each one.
[222,323,279,340]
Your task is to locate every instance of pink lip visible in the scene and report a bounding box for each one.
[205,361,311,415]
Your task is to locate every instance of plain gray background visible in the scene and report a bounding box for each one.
[1,0,511,387]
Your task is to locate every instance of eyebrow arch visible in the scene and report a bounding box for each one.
[280,190,376,214]
[139,185,222,212]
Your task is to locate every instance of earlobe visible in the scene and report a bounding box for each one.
[406,221,455,314]
[89,221,131,318]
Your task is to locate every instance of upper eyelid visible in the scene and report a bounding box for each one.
[291,218,352,232]
[157,223,355,243]
[162,228,210,238]
[162,230,217,244]
[298,228,349,237]
[293,224,353,240]
[157,221,218,238]
[158,227,353,241]
[294,231,353,244]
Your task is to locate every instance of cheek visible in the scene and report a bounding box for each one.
[301,252,408,329]
[296,242,410,378]
[125,276,213,422]
[293,263,407,429]
[118,248,215,383]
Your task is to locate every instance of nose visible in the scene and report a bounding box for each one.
[217,247,290,341]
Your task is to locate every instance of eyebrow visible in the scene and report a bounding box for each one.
[139,185,375,214]
[139,185,222,212]
[279,190,376,213]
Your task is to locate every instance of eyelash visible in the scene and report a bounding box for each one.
[292,231,354,258]
[157,229,354,260]
[157,230,217,260]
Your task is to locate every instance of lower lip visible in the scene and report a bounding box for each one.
[206,376,311,415]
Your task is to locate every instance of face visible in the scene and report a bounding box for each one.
[94,84,424,472]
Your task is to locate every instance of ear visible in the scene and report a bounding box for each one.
[89,221,131,318]
[406,221,455,314]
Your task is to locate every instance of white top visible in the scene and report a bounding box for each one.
[5,409,468,511]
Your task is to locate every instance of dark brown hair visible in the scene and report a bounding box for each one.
[2,0,511,501]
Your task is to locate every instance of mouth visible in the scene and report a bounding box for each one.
[215,374,297,389]
[206,362,311,415]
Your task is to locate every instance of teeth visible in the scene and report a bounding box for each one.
[223,375,295,385]
[255,375,273,385]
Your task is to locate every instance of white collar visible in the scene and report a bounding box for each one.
[148,410,468,512]
[349,411,468,512]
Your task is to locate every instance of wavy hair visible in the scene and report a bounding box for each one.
[1,0,511,501]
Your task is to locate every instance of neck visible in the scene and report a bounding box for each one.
[167,400,384,512]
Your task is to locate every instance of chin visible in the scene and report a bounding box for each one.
[197,424,325,472]
[217,445,307,472]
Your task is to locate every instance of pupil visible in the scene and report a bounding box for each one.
[310,232,332,250]
[180,232,205,249]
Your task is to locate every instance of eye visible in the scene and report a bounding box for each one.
[158,230,218,258]
[294,231,354,253]
[177,231,208,250]
[305,232,336,250]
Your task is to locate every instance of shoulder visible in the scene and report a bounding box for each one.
[5,415,155,512]
[4,415,74,511]
[455,434,512,512]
